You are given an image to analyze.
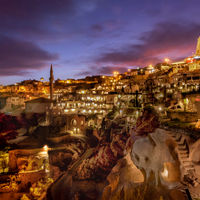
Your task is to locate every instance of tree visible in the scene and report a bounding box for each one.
[0,113,22,148]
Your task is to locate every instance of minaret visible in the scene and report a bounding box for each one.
[49,64,54,100]
[196,36,200,56]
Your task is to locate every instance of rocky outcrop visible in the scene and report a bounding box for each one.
[187,139,200,198]
[102,154,144,200]
[72,132,129,181]
[47,129,129,199]
[47,107,200,200]
[131,128,180,186]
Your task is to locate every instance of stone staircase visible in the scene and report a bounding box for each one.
[167,132,195,178]
[166,130,200,199]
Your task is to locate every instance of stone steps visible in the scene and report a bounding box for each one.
[165,130,198,186]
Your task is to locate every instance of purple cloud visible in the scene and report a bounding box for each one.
[91,24,104,32]
[76,65,129,76]
[0,0,74,21]
[0,0,75,39]
[0,35,58,76]
[95,21,200,66]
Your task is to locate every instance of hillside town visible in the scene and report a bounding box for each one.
[1,37,200,200]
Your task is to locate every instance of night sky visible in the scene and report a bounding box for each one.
[0,0,200,84]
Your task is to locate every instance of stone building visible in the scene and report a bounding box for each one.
[25,97,52,113]
[65,114,86,134]
[196,36,200,56]
[0,96,25,112]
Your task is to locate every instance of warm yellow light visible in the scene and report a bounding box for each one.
[113,71,119,76]
[164,58,170,63]
[43,145,48,151]
[149,64,153,68]
[73,128,77,133]
[158,106,162,111]
[128,69,131,72]
[161,166,168,178]
[185,98,189,105]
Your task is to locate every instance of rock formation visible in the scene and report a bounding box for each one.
[46,107,200,199]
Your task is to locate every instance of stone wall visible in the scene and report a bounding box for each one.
[167,111,198,122]
[0,170,45,192]
[9,148,47,172]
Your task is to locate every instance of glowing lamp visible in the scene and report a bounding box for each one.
[161,166,168,178]
[164,58,170,63]
[113,71,119,77]
[158,106,162,111]
[43,145,48,151]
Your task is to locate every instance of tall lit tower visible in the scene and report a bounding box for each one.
[196,36,200,56]
[49,64,54,100]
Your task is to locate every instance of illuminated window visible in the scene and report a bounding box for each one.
[71,119,77,126]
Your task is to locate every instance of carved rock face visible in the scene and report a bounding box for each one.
[190,139,200,165]
[130,129,181,186]
[102,154,144,200]
[188,139,200,198]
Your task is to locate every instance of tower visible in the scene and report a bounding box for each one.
[49,64,54,100]
[196,36,200,56]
